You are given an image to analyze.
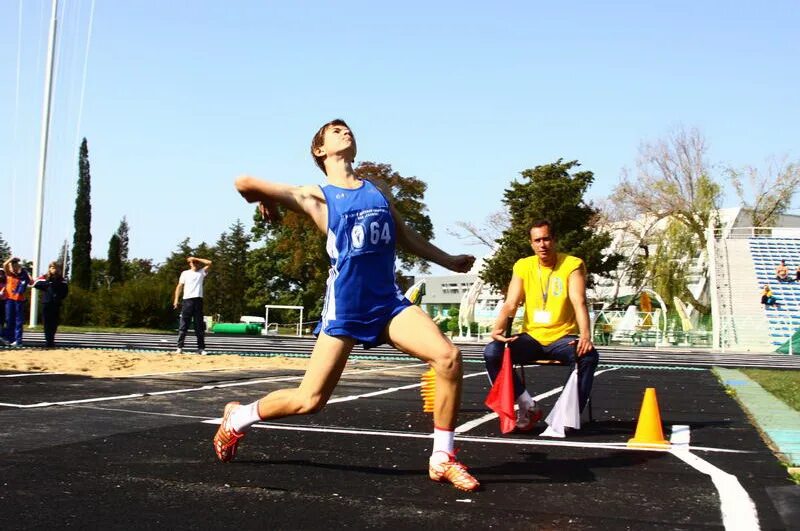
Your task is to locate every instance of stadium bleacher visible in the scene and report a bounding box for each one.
[748,238,800,347]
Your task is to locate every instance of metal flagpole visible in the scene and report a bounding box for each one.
[30,0,59,327]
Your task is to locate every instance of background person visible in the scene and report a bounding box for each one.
[0,268,7,345]
[3,257,32,346]
[761,284,779,307]
[173,256,212,355]
[483,219,599,432]
[33,262,69,348]
[775,260,791,283]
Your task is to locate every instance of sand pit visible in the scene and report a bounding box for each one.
[0,348,309,378]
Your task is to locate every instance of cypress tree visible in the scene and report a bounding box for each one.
[116,217,130,262]
[72,138,93,289]
[106,233,123,285]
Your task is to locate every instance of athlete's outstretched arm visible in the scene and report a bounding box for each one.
[234,175,327,231]
[390,204,475,273]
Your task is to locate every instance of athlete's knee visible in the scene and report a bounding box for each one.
[431,343,462,379]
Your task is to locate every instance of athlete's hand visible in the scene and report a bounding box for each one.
[448,254,475,273]
[258,199,282,224]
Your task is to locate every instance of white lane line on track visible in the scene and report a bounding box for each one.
[669,425,760,530]
[0,362,432,408]
[456,367,619,433]
[327,369,487,403]
[197,419,751,454]
[0,372,64,377]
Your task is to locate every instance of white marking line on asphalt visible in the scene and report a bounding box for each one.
[0,362,432,408]
[327,369,487,403]
[199,420,751,454]
[669,425,760,530]
[456,367,618,433]
[0,372,64,377]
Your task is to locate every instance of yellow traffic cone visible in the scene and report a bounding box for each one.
[627,387,670,447]
[420,368,436,413]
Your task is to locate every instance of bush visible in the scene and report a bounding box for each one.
[60,279,176,329]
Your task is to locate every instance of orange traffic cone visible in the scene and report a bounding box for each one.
[420,368,436,413]
[627,387,670,447]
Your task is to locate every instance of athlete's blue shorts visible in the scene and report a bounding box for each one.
[313,297,412,349]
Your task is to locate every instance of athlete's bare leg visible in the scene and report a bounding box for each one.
[255,332,355,419]
[386,306,462,428]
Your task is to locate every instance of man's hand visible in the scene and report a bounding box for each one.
[447,254,475,273]
[571,335,595,356]
[490,327,519,344]
[173,301,179,310]
[258,199,282,224]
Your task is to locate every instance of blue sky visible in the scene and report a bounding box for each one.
[1,1,798,275]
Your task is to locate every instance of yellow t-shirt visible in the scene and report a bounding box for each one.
[513,253,584,345]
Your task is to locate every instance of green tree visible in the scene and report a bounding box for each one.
[245,161,437,320]
[72,138,93,289]
[207,220,250,321]
[480,159,620,293]
[0,232,11,261]
[106,233,123,285]
[124,258,155,282]
[116,217,130,262]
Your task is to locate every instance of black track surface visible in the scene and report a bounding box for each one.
[0,361,796,530]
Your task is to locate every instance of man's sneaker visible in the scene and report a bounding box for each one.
[9,341,21,348]
[428,451,480,492]
[198,350,207,355]
[213,401,245,462]
[515,403,544,432]
[175,348,183,354]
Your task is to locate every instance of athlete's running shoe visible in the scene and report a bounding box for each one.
[428,451,480,492]
[515,403,544,432]
[213,401,244,462]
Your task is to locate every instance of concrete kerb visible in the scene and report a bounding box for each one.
[714,367,800,467]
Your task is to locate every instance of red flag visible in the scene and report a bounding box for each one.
[484,345,516,433]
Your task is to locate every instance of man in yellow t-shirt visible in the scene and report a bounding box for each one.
[483,219,599,432]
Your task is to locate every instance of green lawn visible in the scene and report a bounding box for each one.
[740,368,800,412]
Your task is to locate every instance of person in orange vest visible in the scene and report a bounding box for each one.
[3,257,32,346]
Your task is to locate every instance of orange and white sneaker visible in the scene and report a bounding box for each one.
[213,401,245,462]
[428,451,480,492]
[515,403,544,433]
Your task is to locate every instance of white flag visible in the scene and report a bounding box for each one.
[541,367,581,438]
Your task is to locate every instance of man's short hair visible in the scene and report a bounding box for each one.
[530,219,555,238]
[310,118,353,174]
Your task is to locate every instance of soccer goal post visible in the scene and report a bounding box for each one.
[264,305,305,336]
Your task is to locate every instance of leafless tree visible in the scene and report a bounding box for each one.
[727,156,800,227]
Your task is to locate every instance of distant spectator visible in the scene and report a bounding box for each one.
[33,261,69,348]
[3,257,32,346]
[796,265,800,282]
[775,260,792,283]
[0,269,7,346]
[761,284,779,307]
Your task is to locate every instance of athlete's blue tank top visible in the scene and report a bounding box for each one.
[315,179,409,344]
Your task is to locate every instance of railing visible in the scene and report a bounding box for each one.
[713,226,800,240]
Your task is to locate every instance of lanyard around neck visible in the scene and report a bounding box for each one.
[538,259,553,309]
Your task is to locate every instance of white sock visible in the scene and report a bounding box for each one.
[517,390,534,409]
[430,427,455,464]
[229,400,262,433]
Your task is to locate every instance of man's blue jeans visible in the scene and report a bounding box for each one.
[483,334,599,412]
